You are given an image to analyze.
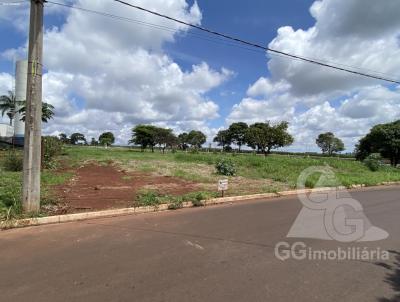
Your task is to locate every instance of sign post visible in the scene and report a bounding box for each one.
[218,179,228,197]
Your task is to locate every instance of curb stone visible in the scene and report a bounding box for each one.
[2,183,400,229]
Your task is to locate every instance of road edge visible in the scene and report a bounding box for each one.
[1,183,399,229]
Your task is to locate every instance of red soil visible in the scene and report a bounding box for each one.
[53,163,200,213]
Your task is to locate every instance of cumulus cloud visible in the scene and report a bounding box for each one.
[268,0,400,97]
[1,0,232,144]
[227,0,400,152]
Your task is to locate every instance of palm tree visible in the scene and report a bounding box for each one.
[18,101,55,123]
[0,91,22,126]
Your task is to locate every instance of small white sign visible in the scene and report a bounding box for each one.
[218,179,228,191]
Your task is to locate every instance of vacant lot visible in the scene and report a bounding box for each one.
[1,146,400,220]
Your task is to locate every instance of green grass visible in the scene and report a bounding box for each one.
[134,189,219,209]
[63,147,400,188]
[172,152,400,188]
[0,150,72,220]
[2,146,400,221]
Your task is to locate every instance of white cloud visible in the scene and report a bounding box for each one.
[247,77,291,98]
[227,0,400,152]
[1,0,232,144]
[268,0,400,97]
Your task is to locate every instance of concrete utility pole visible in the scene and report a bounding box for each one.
[22,0,45,213]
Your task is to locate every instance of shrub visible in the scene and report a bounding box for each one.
[0,172,22,220]
[363,153,383,171]
[223,146,233,153]
[135,190,161,207]
[189,148,199,154]
[2,151,23,172]
[215,158,237,176]
[42,136,63,169]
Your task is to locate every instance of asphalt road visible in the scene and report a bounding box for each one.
[1,186,399,302]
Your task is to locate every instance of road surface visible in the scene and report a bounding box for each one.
[1,186,399,302]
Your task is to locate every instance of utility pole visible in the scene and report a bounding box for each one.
[22,0,45,213]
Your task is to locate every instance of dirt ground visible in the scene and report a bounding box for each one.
[51,163,201,214]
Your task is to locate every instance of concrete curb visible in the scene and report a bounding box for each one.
[1,183,399,230]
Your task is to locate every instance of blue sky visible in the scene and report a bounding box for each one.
[0,0,399,151]
[166,0,315,126]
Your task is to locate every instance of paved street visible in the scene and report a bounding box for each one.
[1,186,399,302]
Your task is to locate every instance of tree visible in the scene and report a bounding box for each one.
[355,120,400,167]
[0,91,21,126]
[99,132,115,147]
[178,132,190,150]
[213,129,231,151]
[70,133,86,145]
[90,137,98,146]
[228,122,248,152]
[19,101,55,123]
[187,130,206,149]
[129,125,158,152]
[154,128,177,153]
[59,133,70,144]
[316,132,345,155]
[246,122,294,156]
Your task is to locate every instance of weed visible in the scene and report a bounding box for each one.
[135,190,162,207]
[168,198,183,210]
[122,175,132,181]
[364,153,383,172]
[215,158,237,176]
[2,151,23,172]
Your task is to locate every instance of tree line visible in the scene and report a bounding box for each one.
[4,83,397,166]
[129,125,206,153]
[58,132,115,147]
[213,122,294,155]
[128,121,295,155]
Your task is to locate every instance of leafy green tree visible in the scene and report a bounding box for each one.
[228,122,248,152]
[99,132,115,147]
[178,132,190,150]
[129,124,158,152]
[355,120,400,167]
[59,133,70,144]
[213,129,231,151]
[316,132,345,155]
[70,133,86,145]
[187,130,206,149]
[246,122,294,156]
[154,128,177,153]
[19,101,55,123]
[0,91,21,126]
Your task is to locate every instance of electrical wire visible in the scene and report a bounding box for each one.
[44,0,400,84]
[112,0,400,85]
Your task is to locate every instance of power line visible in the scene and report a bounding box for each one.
[113,0,400,85]
[45,0,400,83]
[46,1,269,55]
[46,1,347,69]
[2,0,398,82]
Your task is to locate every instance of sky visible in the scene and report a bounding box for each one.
[0,0,399,152]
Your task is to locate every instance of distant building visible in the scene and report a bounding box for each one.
[0,123,14,144]
[0,60,27,146]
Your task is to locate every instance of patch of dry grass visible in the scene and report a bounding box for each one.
[116,159,286,196]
